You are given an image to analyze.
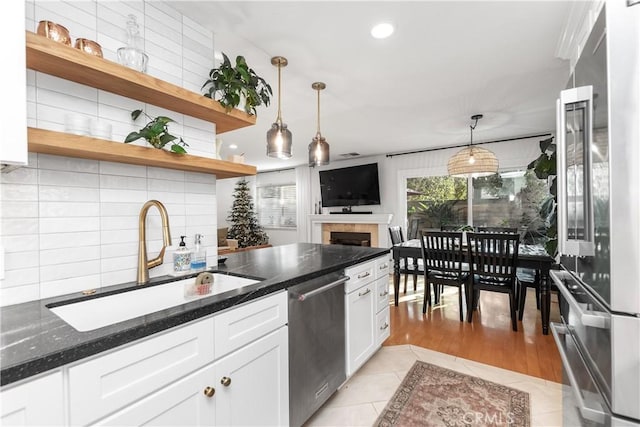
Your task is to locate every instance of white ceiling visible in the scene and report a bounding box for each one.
[168,1,572,172]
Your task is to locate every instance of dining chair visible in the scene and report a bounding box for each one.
[466,232,520,331]
[440,224,464,232]
[476,226,518,233]
[407,218,420,240]
[420,231,469,321]
[517,268,540,320]
[388,226,418,293]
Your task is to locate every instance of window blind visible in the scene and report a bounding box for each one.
[257,184,297,228]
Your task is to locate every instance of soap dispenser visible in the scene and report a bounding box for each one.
[190,234,207,272]
[173,236,192,273]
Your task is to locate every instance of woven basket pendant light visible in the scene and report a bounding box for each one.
[308,82,330,167]
[447,114,498,177]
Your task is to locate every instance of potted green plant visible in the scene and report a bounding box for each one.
[527,136,557,256]
[202,53,272,115]
[124,109,189,154]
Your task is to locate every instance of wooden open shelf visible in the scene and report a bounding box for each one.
[25,31,255,134]
[28,128,256,179]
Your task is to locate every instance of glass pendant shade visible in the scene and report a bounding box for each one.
[266,56,292,159]
[447,113,498,177]
[266,122,293,159]
[308,82,330,167]
[308,135,330,166]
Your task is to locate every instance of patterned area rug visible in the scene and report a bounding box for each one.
[375,361,530,427]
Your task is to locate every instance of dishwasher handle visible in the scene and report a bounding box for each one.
[294,276,349,301]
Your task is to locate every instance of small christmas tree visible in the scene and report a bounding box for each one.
[227,179,269,248]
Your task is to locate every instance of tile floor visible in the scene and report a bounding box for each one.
[305,344,563,426]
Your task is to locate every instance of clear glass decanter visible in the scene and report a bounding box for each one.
[117,14,149,73]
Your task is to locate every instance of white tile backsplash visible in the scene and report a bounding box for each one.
[0,0,219,306]
[40,231,100,250]
[40,274,101,299]
[39,217,100,234]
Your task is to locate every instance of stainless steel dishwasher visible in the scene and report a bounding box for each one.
[288,271,349,427]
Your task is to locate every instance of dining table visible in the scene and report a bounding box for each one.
[391,239,556,335]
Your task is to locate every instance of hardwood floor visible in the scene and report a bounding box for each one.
[383,276,563,383]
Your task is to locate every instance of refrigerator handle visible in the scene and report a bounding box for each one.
[551,323,607,424]
[551,271,610,329]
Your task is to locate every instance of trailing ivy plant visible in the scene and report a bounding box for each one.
[527,136,557,256]
[124,109,188,154]
[202,53,272,115]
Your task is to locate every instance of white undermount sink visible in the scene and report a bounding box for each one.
[48,273,259,332]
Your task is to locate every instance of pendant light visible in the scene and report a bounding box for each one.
[447,114,498,177]
[308,82,330,167]
[266,56,292,159]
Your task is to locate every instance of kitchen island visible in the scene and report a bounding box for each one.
[0,243,389,386]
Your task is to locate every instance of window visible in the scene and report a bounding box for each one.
[406,176,468,229]
[472,170,548,244]
[405,170,549,244]
[257,184,297,229]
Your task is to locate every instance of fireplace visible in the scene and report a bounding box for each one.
[310,213,393,248]
[330,231,371,247]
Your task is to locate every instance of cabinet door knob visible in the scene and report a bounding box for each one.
[221,376,232,387]
[204,386,216,397]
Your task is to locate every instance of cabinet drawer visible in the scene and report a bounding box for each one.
[68,317,214,426]
[1,370,64,426]
[214,291,287,359]
[375,276,390,313]
[375,306,391,346]
[345,260,375,293]
[375,255,391,279]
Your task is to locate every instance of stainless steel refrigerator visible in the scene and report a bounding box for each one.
[551,2,640,426]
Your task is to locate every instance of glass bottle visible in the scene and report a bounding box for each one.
[117,14,149,73]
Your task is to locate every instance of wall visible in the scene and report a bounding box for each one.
[0,0,218,306]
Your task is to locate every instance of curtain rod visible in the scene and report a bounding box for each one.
[385,132,552,158]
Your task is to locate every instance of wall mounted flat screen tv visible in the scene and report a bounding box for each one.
[319,163,381,207]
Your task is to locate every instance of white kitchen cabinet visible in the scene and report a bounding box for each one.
[0,371,64,426]
[214,326,289,426]
[375,305,391,346]
[94,363,217,427]
[96,325,288,427]
[0,0,27,165]
[68,317,215,426]
[214,291,288,359]
[345,255,391,377]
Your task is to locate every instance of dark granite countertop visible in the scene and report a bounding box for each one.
[0,243,389,387]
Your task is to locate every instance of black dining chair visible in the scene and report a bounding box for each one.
[441,225,464,232]
[407,218,420,240]
[466,232,520,331]
[389,226,419,293]
[420,231,469,321]
[517,268,540,320]
[476,226,518,233]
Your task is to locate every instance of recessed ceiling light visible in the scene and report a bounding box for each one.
[371,22,394,39]
[229,144,238,150]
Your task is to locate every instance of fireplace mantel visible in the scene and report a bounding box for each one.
[309,214,393,248]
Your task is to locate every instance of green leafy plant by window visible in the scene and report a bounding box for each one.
[527,136,557,256]
[124,109,188,154]
[202,53,272,115]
